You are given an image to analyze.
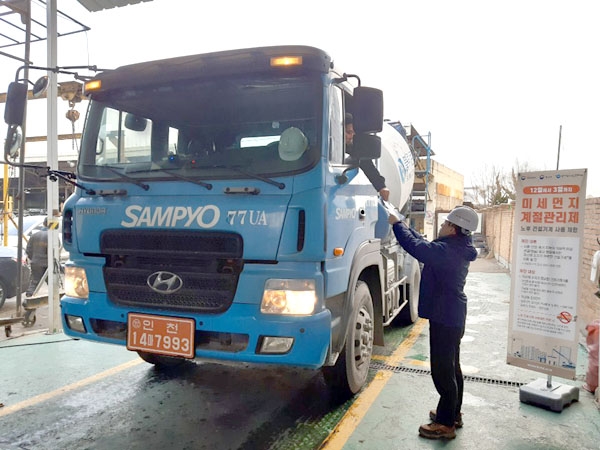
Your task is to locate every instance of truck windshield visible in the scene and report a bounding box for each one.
[78,75,322,181]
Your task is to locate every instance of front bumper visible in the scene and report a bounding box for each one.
[61,294,331,369]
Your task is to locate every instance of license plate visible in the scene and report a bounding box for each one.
[127,313,195,359]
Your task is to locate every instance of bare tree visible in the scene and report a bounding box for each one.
[507,159,536,200]
[469,160,538,207]
[469,164,511,206]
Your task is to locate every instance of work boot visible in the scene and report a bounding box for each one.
[418,422,456,440]
[429,410,463,428]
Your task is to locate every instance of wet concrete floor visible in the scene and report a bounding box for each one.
[0,258,598,449]
[323,258,600,450]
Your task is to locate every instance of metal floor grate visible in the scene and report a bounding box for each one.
[370,361,525,387]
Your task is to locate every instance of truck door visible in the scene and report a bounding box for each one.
[323,84,377,299]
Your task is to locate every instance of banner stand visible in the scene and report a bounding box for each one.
[507,169,587,413]
[520,375,579,412]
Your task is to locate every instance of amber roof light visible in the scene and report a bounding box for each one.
[83,79,102,93]
[270,56,303,67]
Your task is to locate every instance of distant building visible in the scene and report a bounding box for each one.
[403,124,466,239]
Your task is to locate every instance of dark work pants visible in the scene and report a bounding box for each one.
[429,321,465,427]
[27,264,47,294]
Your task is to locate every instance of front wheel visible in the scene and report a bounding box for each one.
[0,279,7,309]
[137,351,186,368]
[323,281,374,400]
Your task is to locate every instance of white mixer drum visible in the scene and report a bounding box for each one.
[377,123,415,211]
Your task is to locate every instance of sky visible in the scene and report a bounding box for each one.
[2,0,599,197]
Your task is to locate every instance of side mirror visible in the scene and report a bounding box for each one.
[32,76,49,98]
[125,113,148,131]
[352,87,383,134]
[351,134,381,160]
[4,124,23,159]
[4,82,28,126]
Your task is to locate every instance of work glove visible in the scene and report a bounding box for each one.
[379,188,390,202]
[381,200,405,224]
[388,213,405,225]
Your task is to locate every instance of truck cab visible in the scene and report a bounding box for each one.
[57,46,418,398]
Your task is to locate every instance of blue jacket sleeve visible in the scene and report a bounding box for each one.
[391,222,448,266]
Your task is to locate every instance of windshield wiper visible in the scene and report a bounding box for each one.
[47,168,97,195]
[87,165,150,191]
[3,162,96,195]
[128,167,212,190]
[233,167,285,190]
[191,164,285,190]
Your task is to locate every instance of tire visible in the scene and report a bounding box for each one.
[323,281,374,400]
[398,259,421,324]
[0,279,7,309]
[137,351,186,368]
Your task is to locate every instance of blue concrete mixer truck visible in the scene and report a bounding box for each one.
[56,45,419,397]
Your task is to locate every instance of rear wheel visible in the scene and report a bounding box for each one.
[137,351,186,368]
[323,281,374,400]
[398,259,421,324]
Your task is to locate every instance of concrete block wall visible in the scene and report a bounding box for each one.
[481,197,600,330]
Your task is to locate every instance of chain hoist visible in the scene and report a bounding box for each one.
[65,100,81,153]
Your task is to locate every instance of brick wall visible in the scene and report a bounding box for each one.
[481,198,600,330]
[481,203,515,268]
[580,197,600,329]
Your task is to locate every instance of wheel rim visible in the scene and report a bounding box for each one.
[352,304,373,375]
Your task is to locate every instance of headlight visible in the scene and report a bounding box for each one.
[260,279,317,315]
[65,266,89,299]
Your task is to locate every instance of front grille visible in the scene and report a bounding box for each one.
[101,229,243,313]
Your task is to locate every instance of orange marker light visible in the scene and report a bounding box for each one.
[333,248,344,257]
[84,80,102,93]
[270,56,303,67]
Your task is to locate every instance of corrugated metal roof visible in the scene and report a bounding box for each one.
[76,0,153,12]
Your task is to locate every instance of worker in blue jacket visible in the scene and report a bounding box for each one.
[388,205,479,440]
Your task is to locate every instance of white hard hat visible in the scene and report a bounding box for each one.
[447,206,479,232]
[278,127,308,161]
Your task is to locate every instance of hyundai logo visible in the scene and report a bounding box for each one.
[147,271,183,294]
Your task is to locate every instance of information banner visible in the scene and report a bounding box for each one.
[507,169,587,380]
